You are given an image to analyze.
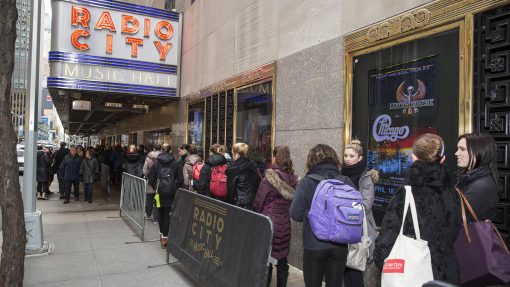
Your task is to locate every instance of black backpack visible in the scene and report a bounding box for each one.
[157,166,176,197]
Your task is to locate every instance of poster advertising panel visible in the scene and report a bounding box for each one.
[368,56,438,208]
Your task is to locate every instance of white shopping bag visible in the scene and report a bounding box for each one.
[381,186,433,287]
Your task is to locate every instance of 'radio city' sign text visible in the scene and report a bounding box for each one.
[51,0,179,65]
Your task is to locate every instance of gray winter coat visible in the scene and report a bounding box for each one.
[359,169,379,258]
[80,157,99,184]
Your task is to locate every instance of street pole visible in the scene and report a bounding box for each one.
[23,0,47,253]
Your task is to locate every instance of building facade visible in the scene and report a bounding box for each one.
[57,0,510,269]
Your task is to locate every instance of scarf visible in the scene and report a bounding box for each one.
[341,161,366,189]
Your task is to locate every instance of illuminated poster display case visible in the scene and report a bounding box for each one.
[185,63,275,167]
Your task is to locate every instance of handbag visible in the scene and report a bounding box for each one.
[347,206,372,271]
[154,179,161,208]
[381,186,433,287]
[454,188,510,286]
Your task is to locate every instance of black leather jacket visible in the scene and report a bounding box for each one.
[226,156,260,209]
[457,165,499,221]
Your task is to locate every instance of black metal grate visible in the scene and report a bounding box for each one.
[474,5,510,245]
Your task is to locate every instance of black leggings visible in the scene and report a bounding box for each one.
[158,206,172,237]
[303,246,348,287]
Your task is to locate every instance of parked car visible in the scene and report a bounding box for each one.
[17,149,24,173]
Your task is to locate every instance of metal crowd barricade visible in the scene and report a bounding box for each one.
[100,163,111,201]
[119,172,147,241]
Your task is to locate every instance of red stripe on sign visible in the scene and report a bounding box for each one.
[383,259,405,274]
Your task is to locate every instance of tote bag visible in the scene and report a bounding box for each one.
[381,186,433,287]
[454,188,510,286]
[347,206,372,271]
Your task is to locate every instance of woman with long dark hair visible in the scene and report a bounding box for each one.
[253,146,298,287]
[455,133,499,220]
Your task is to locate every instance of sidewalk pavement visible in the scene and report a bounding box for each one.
[22,178,306,287]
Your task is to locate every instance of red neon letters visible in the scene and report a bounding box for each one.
[70,6,174,60]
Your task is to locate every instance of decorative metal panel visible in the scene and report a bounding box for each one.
[205,97,211,160]
[474,4,510,245]
[212,94,219,145]
[219,92,226,145]
[226,89,234,150]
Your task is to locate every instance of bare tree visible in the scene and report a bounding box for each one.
[0,0,26,286]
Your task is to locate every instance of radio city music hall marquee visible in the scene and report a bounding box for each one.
[48,0,180,97]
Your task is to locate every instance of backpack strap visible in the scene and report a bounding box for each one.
[306,174,326,182]
[307,173,347,182]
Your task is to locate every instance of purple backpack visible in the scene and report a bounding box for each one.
[307,174,363,244]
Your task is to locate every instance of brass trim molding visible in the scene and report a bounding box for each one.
[345,0,510,52]
[367,8,431,42]
[184,62,276,103]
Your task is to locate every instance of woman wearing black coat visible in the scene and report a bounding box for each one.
[80,149,99,203]
[373,134,461,284]
[226,143,260,209]
[197,144,227,199]
[455,133,499,221]
[36,146,51,200]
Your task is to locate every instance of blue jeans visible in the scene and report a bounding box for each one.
[84,183,93,201]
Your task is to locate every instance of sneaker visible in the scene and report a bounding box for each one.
[63,199,70,204]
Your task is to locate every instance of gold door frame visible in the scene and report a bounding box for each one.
[342,0,510,147]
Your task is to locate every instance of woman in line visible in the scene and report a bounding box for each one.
[341,140,379,287]
[80,149,99,203]
[197,144,227,198]
[290,144,355,287]
[455,133,499,220]
[373,133,461,284]
[183,144,202,191]
[226,143,260,209]
[253,146,298,287]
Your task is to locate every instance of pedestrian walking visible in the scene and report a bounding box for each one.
[341,140,379,287]
[290,144,354,287]
[59,146,83,204]
[36,145,50,200]
[226,143,260,209]
[455,133,499,220]
[148,150,179,248]
[373,133,461,284]
[80,149,99,203]
[52,142,69,199]
[253,146,297,287]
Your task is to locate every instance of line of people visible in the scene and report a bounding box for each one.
[168,133,499,287]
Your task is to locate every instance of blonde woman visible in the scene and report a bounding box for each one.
[341,140,379,287]
[226,143,260,209]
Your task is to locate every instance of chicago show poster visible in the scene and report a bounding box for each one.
[368,56,439,208]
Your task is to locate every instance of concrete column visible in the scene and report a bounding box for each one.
[23,0,47,253]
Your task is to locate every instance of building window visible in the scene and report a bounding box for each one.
[166,0,176,11]
[236,81,273,171]
[187,101,205,158]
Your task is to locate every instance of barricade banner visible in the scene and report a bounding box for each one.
[167,189,273,287]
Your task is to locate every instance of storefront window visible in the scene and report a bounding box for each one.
[145,129,172,147]
[236,81,273,170]
[188,101,205,157]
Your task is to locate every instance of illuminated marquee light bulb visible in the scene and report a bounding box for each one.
[71,30,90,50]
[122,15,139,34]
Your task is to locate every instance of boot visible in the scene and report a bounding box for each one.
[276,262,289,287]
[161,236,168,249]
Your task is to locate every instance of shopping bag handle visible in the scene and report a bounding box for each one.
[455,188,509,254]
